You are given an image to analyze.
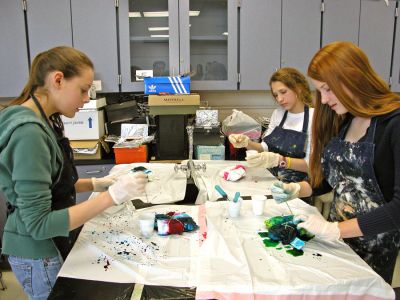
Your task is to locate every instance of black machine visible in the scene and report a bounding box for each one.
[155,115,188,160]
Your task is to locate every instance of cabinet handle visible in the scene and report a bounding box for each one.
[85,170,102,174]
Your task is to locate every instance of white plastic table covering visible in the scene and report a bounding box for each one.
[181,160,278,203]
[195,199,394,300]
[58,204,205,286]
[57,199,394,299]
[107,163,188,204]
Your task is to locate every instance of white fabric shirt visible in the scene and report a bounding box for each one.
[261,107,314,164]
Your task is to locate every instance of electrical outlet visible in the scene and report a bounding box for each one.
[92,80,102,91]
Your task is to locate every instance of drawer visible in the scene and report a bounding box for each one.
[76,164,114,179]
[75,164,114,203]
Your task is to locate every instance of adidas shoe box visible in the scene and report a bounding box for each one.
[144,76,190,94]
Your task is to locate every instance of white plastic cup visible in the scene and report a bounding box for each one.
[157,219,169,236]
[246,150,258,158]
[139,213,155,239]
[228,197,242,218]
[252,195,266,216]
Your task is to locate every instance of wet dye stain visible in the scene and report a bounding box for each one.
[313,253,322,257]
[284,245,291,249]
[286,248,304,257]
[276,247,283,250]
[258,232,269,238]
[104,259,110,270]
[263,238,279,247]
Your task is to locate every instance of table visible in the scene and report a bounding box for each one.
[48,162,395,300]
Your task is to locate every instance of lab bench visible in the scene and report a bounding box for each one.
[48,162,395,300]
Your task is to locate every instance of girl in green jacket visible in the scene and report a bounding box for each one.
[0,46,147,300]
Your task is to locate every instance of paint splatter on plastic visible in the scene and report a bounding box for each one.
[84,208,165,270]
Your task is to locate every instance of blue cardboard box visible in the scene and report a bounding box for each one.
[195,144,225,160]
[144,76,190,94]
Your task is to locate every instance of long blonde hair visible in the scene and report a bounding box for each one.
[5,46,93,108]
[269,67,312,106]
[308,41,400,187]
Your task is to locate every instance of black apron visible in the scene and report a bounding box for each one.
[322,114,400,284]
[263,106,309,183]
[32,95,80,260]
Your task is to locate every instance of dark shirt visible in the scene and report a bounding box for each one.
[315,112,400,237]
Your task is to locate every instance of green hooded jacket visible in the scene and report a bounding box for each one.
[0,106,70,258]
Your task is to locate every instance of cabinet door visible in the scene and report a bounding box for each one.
[322,0,360,46]
[281,0,321,75]
[240,0,281,90]
[27,0,72,59]
[0,1,28,97]
[358,0,395,83]
[75,164,114,203]
[180,0,238,90]
[120,0,179,92]
[391,9,400,92]
[71,0,119,92]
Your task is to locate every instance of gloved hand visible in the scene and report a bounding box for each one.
[294,214,340,242]
[245,152,280,168]
[92,177,116,192]
[271,182,300,203]
[228,134,249,148]
[108,173,148,205]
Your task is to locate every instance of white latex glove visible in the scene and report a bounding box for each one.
[108,173,148,205]
[228,134,249,148]
[294,214,340,242]
[245,152,280,168]
[271,181,300,203]
[92,177,116,192]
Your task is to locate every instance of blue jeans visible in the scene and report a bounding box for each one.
[8,255,62,300]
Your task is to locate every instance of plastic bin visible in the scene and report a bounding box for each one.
[114,145,147,164]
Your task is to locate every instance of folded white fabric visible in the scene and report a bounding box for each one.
[219,165,246,182]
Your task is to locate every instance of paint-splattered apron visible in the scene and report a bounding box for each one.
[32,95,80,260]
[263,105,309,183]
[322,116,400,283]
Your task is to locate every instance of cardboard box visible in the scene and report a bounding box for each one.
[149,94,200,115]
[70,140,102,160]
[195,144,225,160]
[62,110,105,140]
[80,97,106,110]
[144,76,190,94]
[149,106,200,115]
[148,94,200,106]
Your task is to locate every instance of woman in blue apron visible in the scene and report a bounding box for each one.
[229,68,314,184]
[0,46,147,300]
[271,41,400,284]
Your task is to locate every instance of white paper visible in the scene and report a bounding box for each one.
[120,124,148,139]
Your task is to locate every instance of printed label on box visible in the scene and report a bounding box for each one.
[148,94,200,106]
[62,110,105,140]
